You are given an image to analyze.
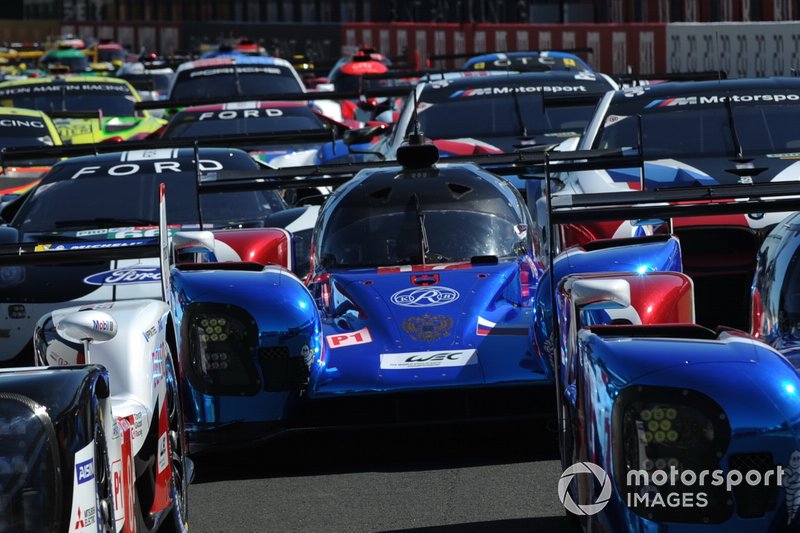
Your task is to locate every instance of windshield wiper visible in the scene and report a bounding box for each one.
[53,217,159,229]
[412,193,429,267]
[724,98,744,158]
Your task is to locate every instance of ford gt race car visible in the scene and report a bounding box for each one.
[534,77,800,331]
[0,77,165,144]
[0,146,316,368]
[159,101,369,167]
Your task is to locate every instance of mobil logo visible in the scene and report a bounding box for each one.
[390,286,460,308]
[84,266,161,286]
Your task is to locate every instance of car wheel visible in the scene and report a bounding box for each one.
[94,417,115,532]
[159,350,189,533]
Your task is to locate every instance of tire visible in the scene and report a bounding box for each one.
[94,416,116,532]
[159,350,189,533]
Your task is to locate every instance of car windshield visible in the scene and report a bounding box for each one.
[414,94,594,139]
[12,163,285,237]
[171,64,303,100]
[319,173,528,268]
[163,106,325,138]
[596,94,800,158]
[0,82,136,117]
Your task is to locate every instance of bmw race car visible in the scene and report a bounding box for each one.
[0,77,165,144]
[372,70,617,161]
[534,77,800,331]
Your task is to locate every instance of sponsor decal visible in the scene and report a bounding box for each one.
[143,325,158,342]
[157,432,169,473]
[84,266,161,286]
[380,349,477,369]
[152,341,166,388]
[75,458,94,484]
[79,302,114,311]
[35,238,156,252]
[403,313,453,342]
[450,85,588,98]
[197,108,283,120]
[0,119,45,128]
[92,319,114,332]
[645,93,800,108]
[326,327,372,349]
[390,286,460,308]
[75,228,109,237]
[767,152,800,159]
[66,159,223,180]
[189,66,281,78]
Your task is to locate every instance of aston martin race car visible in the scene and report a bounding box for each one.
[0,146,316,367]
[534,77,800,331]
[0,106,61,196]
[0,76,165,143]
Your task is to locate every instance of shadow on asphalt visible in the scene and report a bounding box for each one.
[192,419,560,483]
[381,516,574,532]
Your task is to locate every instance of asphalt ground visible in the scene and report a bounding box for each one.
[188,421,573,532]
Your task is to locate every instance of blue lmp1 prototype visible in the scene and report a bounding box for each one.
[301,142,554,423]
[540,182,800,531]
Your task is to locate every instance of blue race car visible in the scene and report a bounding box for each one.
[538,177,800,531]
[301,140,554,424]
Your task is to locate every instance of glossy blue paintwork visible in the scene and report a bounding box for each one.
[568,326,800,531]
[308,261,547,397]
[170,265,321,448]
[533,236,683,361]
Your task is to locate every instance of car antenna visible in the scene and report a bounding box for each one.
[193,140,205,229]
[725,98,744,159]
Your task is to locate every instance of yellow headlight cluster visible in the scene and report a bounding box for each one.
[199,317,229,342]
[641,406,680,444]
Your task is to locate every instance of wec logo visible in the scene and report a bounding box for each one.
[390,286,460,307]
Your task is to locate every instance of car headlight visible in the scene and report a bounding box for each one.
[185,303,260,395]
[612,386,732,523]
[0,393,62,532]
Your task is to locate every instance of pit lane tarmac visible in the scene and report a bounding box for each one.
[188,420,570,532]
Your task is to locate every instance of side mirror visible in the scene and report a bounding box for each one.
[343,124,389,146]
[569,278,631,310]
[56,310,117,345]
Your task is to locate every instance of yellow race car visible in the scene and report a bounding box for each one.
[0,76,165,144]
[0,106,62,197]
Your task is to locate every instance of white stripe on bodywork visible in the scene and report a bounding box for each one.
[284,206,320,233]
